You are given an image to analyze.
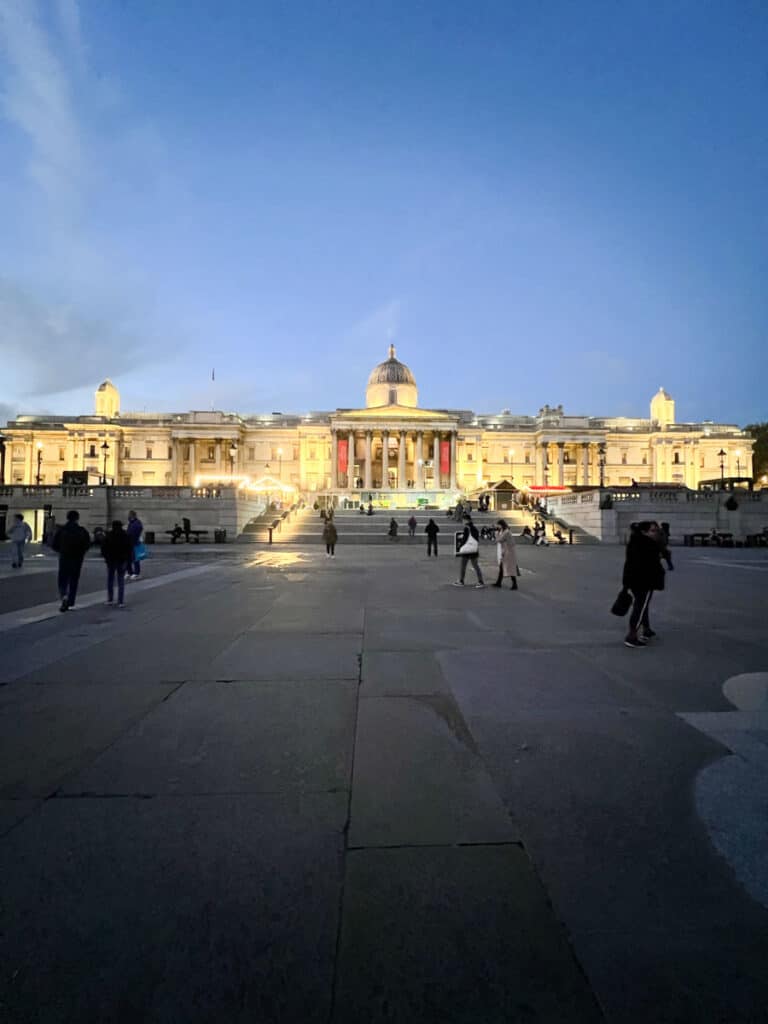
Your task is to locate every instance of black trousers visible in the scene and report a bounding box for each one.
[326,543,335,555]
[628,589,652,635]
[58,558,84,606]
[427,538,438,556]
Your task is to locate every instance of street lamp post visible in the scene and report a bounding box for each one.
[229,444,237,478]
[0,433,7,485]
[100,441,110,485]
[717,448,726,488]
[35,442,43,485]
[598,443,607,488]
[735,449,742,479]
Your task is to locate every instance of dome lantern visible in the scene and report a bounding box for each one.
[365,345,418,408]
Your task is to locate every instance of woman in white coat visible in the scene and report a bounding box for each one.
[492,519,519,590]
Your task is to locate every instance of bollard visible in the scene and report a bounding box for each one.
[569,529,573,545]
[268,527,273,545]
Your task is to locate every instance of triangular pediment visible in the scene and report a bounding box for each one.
[335,404,455,421]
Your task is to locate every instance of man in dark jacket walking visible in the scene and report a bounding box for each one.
[622,521,665,647]
[101,520,132,607]
[52,510,91,612]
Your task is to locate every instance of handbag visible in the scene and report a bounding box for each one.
[134,542,148,562]
[611,588,632,616]
[459,534,479,556]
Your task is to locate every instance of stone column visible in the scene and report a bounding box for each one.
[214,440,222,473]
[364,431,372,490]
[189,441,196,484]
[450,432,457,489]
[381,431,389,489]
[170,439,179,485]
[433,433,440,488]
[416,432,424,488]
[557,442,565,487]
[330,431,337,489]
[348,431,354,487]
[398,431,406,490]
[582,443,590,486]
[541,443,550,487]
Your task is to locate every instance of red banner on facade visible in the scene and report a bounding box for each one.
[338,438,348,474]
[440,440,450,476]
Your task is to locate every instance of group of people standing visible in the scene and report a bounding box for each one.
[5,509,145,611]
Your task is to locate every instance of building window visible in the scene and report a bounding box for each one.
[467,452,474,462]
[123,447,130,459]
[673,452,680,465]
[700,456,705,468]
[293,446,299,460]
[207,445,215,460]
[168,446,173,460]
[89,444,96,457]
[524,453,530,464]
[184,446,191,461]
[59,447,65,461]
[146,448,153,460]
[389,388,397,404]
[248,447,255,461]
[563,452,570,464]
[621,453,627,465]
[642,454,648,466]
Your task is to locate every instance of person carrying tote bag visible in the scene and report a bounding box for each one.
[452,515,485,588]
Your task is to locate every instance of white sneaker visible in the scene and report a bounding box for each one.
[451,581,465,587]
[474,583,486,589]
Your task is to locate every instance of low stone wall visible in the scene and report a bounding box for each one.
[0,485,267,541]
[546,488,767,543]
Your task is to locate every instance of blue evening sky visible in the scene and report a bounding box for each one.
[1,0,766,424]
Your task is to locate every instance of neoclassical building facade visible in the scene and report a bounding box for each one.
[1,347,754,501]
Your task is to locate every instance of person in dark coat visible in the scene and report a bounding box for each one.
[621,521,666,647]
[323,518,338,557]
[388,518,399,540]
[407,515,418,537]
[52,510,91,612]
[126,510,144,579]
[425,518,440,557]
[101,520,132,607]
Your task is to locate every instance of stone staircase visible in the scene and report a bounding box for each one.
[237,504,599,545]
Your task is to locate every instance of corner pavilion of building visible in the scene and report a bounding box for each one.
[0,346,754,508]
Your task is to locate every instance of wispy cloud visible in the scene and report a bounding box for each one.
[0,0,160,398]
[344,298,403,346]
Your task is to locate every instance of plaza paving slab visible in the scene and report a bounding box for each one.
[0,543,767,1022]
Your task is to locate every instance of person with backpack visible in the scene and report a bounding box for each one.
[452,514,485,588]
[126,510,144,579]
[52,510,91,612]
[100,520,132,607]
[407,514,418,537]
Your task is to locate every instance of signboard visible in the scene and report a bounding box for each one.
[338,438,348,474]
[62,471,88,485]
[440,440,450,475]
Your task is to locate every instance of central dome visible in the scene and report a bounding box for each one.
[365,345,419,408]
[367,345,416,387]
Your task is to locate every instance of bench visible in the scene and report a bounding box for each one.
[163,518,210,544]
[746,530,768,547]
[684,532,734,547]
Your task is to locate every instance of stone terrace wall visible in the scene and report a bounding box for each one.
[546,488,768,543]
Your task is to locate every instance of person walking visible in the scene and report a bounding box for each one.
[407,514,417,537]
[8,513,33,568]
[323,517,338,557]
[621,521,666,648]
[101,520,132,607]
[452,514,485,588]
[52,510,91,611]
[126,510,144,579]
[388,518,398,540]
[491,519,518,590]
[425,518,440,557]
